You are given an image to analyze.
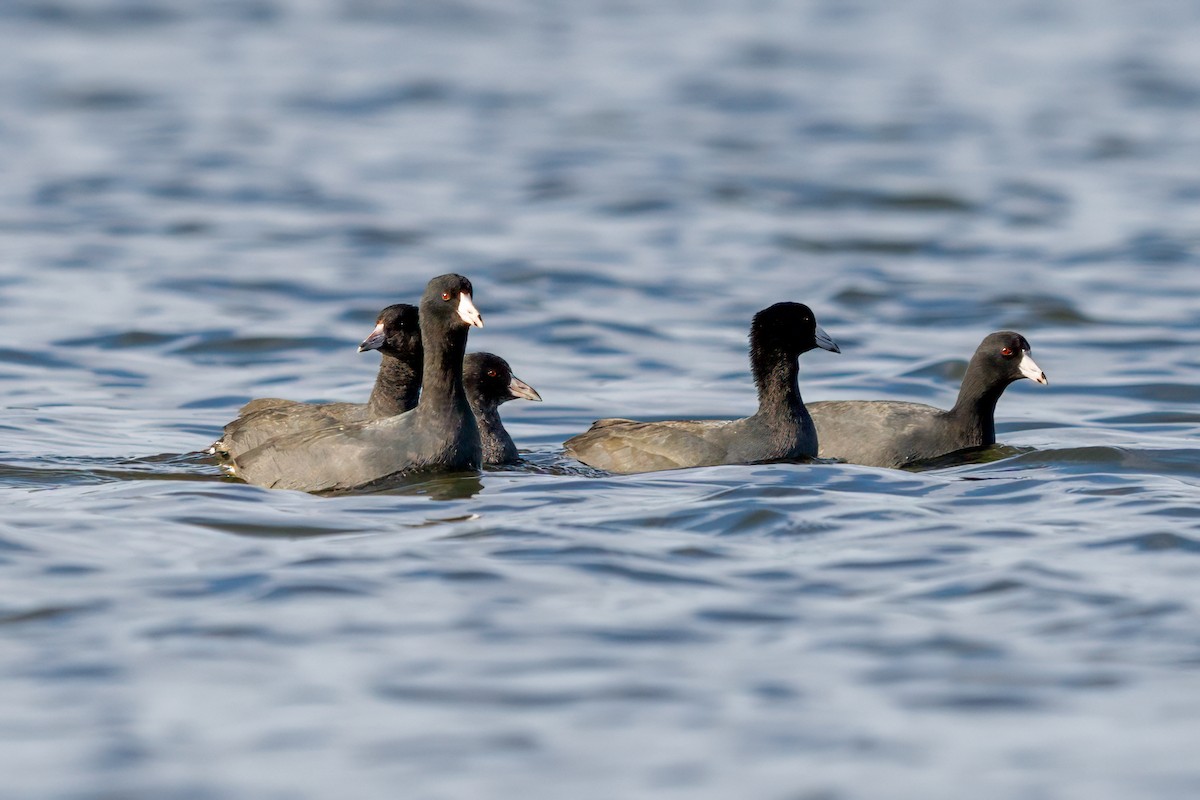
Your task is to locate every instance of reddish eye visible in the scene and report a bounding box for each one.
[1001,347,1014,357]
[487,369,498,378]
[441,291,451,301]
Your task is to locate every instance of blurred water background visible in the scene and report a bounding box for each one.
[2,0,1200,797]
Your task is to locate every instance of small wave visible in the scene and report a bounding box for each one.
[174,334,345,361]
[288,80,452,116]
[0,454,221,489]
[977,445,1200,479]
[1088,532,1200,554]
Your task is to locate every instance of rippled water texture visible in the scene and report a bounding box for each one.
[2,1,1200,798]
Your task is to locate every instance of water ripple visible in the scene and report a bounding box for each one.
[3,1,1200,797]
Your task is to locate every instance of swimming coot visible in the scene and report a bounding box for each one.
[464,352,542,464]
[210,304,422,460]
[807,331,1047,468]
[564,302,839,474]
[229,275,484,492]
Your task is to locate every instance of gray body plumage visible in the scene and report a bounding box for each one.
[231,401,480,491]
[212,304,421,460]
[808,331,1047,469]
[565,414,815,474]
[808,401,971,468]
[229,276,483,492]
[564,302,839,474]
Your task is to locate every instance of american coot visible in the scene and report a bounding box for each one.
[464,352,542,464]
[807,331,1047,469]
[229,274,484,492]
[564,302,840,474]
[355,303,424,416]
[211,304,422,460]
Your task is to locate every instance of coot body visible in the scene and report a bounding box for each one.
[808,331,1047,468]
[212,304,421,459]
[564,302,839,474]
[230,275,483,492]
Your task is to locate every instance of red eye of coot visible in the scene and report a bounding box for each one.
[487,370,497,378]
[441,291,451,301]
[1001,347,1014,357]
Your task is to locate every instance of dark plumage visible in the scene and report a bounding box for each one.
[210,304,422,460]
[354,303,425,416]
[464,352,541,464]
[229,275,484,492]
[563,302,839,474]
[808,331,1048,468]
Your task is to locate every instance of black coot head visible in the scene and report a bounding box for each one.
[357,303,422,357]
[750,302,840,358]
[421,274,484,329]
[464,352,542,406]
[974,331,1048,385]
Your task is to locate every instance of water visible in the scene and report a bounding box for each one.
[2,0,1200,797]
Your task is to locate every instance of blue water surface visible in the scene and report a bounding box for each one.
[2,1,1200,798]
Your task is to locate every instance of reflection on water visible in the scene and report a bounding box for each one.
[2,0,1200,798]
[365,471,485,501]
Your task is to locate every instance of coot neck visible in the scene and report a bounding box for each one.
[471,400,516,462]
[418,322,470,413]
[368,350,422,417]
[466,393,497,435]
[950,364,1010,445]
[752,346,805,424]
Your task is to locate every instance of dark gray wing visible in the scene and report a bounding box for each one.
[564,419,733,474]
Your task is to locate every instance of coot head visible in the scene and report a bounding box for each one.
[750,302,840,358]
[357,303,422,357]
[973,331,1048,386]
[422,273,484,330]
[464,352,542,407]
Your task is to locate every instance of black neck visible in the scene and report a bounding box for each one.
[472,401,503,441]
[470,399,516,462]
[418,324,470,412]
[466,387,497,421]
[367,352,422,417]
[950,366,1012,445]
[752,346,804,424]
